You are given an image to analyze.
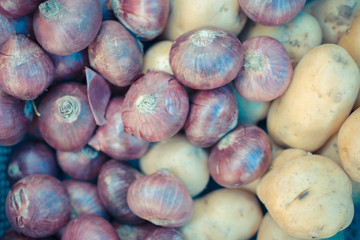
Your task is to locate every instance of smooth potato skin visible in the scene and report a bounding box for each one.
[267,44,360,152]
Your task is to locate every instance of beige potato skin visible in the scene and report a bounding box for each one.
[180,188,262,240]
[267,44,360,152]
[316,131,342,166]
[139,134,209,197]
[245,11,322,66]
[162,0,247,41]
[257,154,354,239]
[142,41,173,74]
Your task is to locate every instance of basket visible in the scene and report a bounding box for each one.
[0,146,11,237]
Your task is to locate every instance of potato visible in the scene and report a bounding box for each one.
[270,148,308,169]
[316,131,342,167]
[267,44,360,152]
[162,0,247,41]
[257,154,354,239]
[139,134,209,197]
[245,11,322,66]
[180,188,262,240]
[142,40,173,74]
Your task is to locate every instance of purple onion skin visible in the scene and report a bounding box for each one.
[111,0,171,40]
[121,70,189,142]
[112,222,157,240]
[170,26,244,90]
[127,169,194,227]
[56,145,107,181]
[62,214,119,240]
[0,13,14,48]
[144,228,185,240]
[5,174,70,238]
[88,20,143,87]
[0,33,54,100]
[49,50,89,82]
[38,82,96,152]
[238,0,306,26]
[89,97,149,160]
[0,91,33,146]
[233,36,293,102]
[2,228,57,240]
[209,125,272,188]
[7,140,58,184]
[0,0,42,18]
[98,160,144,224]
[184,85,239,148]
[100,0,114,20]
[33,0,102,56]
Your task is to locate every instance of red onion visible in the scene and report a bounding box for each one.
[85,67,111,126]
[100,0,114,20]
[33,0,102,56]
[0,0,42,18]
[208,125,272,188]
[233,36,293,102]
[0,90,33,146]
[0,33,54,100]
[88,20,143,87]
[2,228,57,240]
[56,145,107,181]
[38,82,96,151]
[144,228,185,240]
[7,140,58,184]
[0,13,14,48]
[62,214,119,240]
[238,0,306,26]
[5,174,70,238]
[89,97,149,160]
[112,222,157,240]
[97,160,144,224]
[49,50,89,82]
[127,169,194,227]
[121,70,189,142]
[111,0,171,40]
[184,84,238,148]
[169,26,244,90]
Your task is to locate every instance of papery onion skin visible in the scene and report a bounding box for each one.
[62,214,119,240]
[0,33,54,100]
[127,169,194,227]
[88,20,143,87]
[38,82,96,152]
[208,125,272,188]
[56,145,107,181]
[5,174,70,238]
[89,97,149,160]
[144,228,185,240]
[170,26,244,90]
[0,90,33,146]
[2,228,57,240]
[121,70,189,142]
[33,0,102,56]
[7,140,58,184]
[0,13,14,48]
[111,0,171,40]
[233,36,293,102]
[112,222,157,240]
[98,160,144,224]
[0,0,42,18]
[184,84,238,148]
[238,0,306,26]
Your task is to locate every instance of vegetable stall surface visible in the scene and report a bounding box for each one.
[1,0,360,239]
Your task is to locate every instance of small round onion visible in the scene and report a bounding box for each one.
[5,174,70,238]
[2,228,57,240]
[0,33,54,100]
[111,0,171,40]
[38,82,96,151]
[7,140,58,184]
[127,169,194,227]
[0,0,42,18]
[233,36,293,102]
[62,214,119,240]
[238,0,306,26]
[170,26,244,90]
[112,222,157,240]
[89,97,149,160]
[121,70,189,142]
[144,228,185,240]
[33,0,102,56]
[88,20,143,87]
[0,13,14,48]
[98,160,144,224]
[0,90,33,146]
[184,84,238,148]
[57,145,108,181]
[208,125,272,187]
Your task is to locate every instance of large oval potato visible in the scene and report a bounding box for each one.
[267,44,360,152]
